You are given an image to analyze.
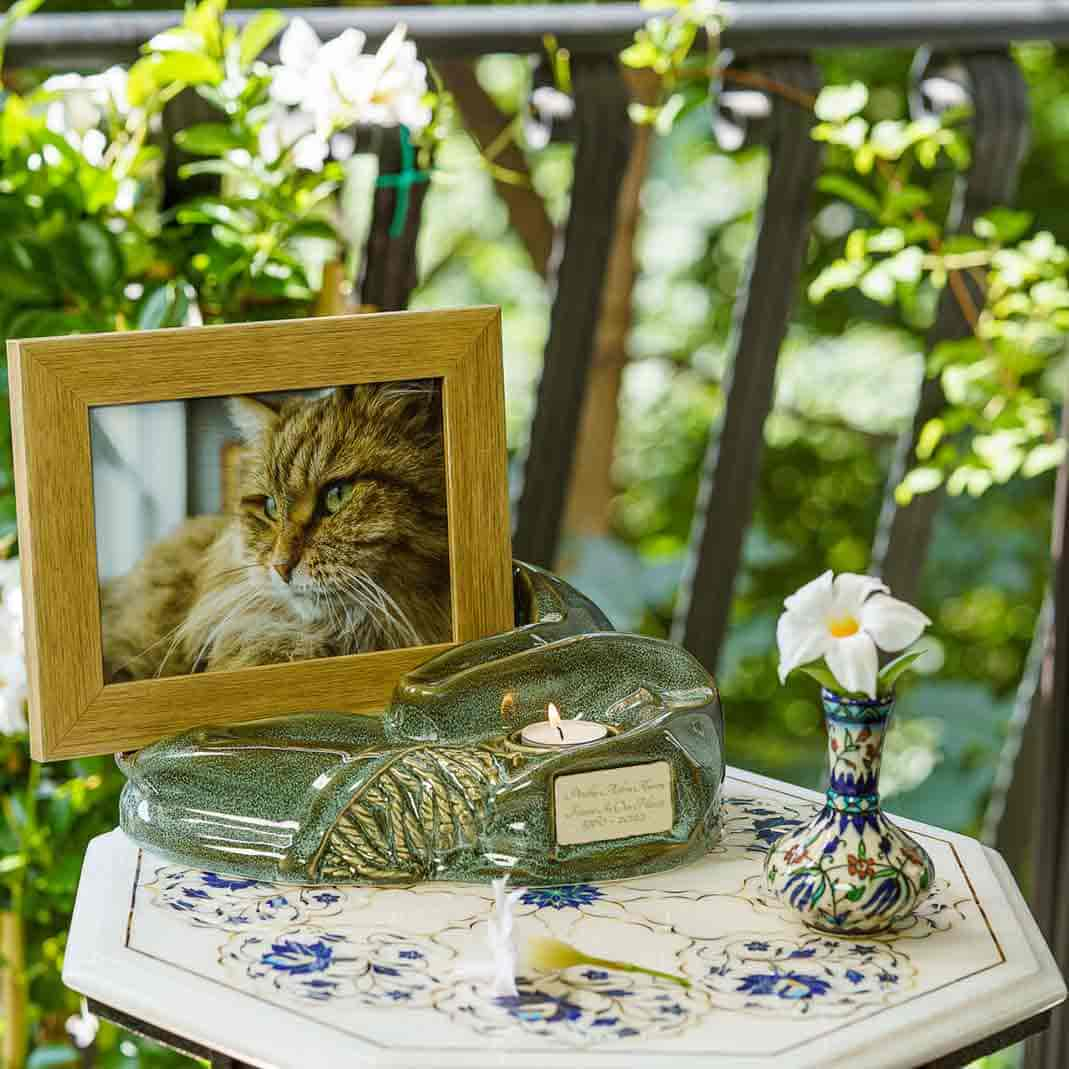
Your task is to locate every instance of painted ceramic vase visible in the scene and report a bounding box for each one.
[763,689,934,935]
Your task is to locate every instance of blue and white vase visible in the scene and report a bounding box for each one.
[763,689,934,935]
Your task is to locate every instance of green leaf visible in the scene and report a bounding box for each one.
[287,218,339,242]
[127,51,222,106]
[136,281,189,330]
[0,93,30,153]
[1022,439,1068,478]
[793,662,844,692]
[859,263,895,305]
[816,174,881,218]
[74,220,123,297]
[176,122,249,156]
[178,158,251,180]
[5,309,92,339]
[845,884,866,901]
[878,650,927,694]
[894,465,943,506]
[0,260,54,304]
[0,0,46,69]
[916,418,944,461]
[882,184,931,219]
[975,208,1033,244]
[186,0,227,54]
[620,39,659,69]
[239,10,286,68]
[808,258,865,303]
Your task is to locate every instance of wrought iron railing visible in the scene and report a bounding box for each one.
[8,4,1069,1065]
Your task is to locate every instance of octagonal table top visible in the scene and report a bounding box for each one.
[63,767,1065,1068]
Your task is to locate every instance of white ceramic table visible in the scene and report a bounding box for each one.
[64,768,1065,1068]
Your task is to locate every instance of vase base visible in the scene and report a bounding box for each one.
[799,919,899,938]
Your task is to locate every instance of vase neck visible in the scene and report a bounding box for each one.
[822,690,892,800]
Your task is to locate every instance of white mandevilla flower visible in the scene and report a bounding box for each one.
[776,570,931,699]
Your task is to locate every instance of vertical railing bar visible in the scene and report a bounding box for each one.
[512,58,633,568]
[672,55,823,670]
[984,589,1050,853]
[357,126,428,313]
[1027,393,1069,1069]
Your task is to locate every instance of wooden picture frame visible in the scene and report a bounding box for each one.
[8,307,513,761]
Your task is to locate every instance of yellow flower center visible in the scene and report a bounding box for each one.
[828,615,860,638]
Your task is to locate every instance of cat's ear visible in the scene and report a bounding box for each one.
[226,395,280,442]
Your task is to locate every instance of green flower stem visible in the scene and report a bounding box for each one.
[579,952,692,989]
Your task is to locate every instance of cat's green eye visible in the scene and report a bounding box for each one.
[323,482,355,515]
[264,497,279,521]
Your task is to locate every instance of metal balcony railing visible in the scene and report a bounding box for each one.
[6,5,1069,1065]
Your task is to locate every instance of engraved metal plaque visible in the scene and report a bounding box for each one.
[553,761,674,846]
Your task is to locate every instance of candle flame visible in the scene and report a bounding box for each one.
[547,703,561,727]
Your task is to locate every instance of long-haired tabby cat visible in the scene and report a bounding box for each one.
[100,382,451,682]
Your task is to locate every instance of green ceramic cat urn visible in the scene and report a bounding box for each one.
[118,562,726,886]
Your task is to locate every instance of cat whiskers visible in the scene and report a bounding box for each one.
[190,585,266,672]
[333,566,423,649]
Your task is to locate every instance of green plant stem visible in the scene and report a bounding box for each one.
[581,952,691,989]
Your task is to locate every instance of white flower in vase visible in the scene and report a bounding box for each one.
[767,571,937,934]
[776,570,931,699]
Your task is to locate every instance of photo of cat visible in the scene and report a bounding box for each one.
[94,380,451,683]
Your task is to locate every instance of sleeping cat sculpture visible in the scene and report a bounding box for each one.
[101,382,450,682]
[118,563,726,887]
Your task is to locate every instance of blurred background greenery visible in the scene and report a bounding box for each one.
[0,3,1065,1065]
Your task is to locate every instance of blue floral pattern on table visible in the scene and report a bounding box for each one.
[147,866,354,930]
[439,968,707,1045]
[135,790,977,1048]
[682,933,913,1017]
[520,885,604,910]
[223,926,450,1005]
[717,796,816,857]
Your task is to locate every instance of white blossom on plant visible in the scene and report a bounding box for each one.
[776,570,931,699]
[269,18,430,147]
[0,559,27,736]
[258,107,329,172]
[41,67,130,160]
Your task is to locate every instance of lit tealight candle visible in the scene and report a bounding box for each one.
[520,703,608,748]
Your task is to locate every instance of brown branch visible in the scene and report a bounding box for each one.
[721,68,817,109]
[436,60,555,278]
[948,268,983,334]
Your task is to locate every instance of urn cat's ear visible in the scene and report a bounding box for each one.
[226,395,280,442]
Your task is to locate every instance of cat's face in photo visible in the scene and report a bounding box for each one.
[230,383,449,625]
